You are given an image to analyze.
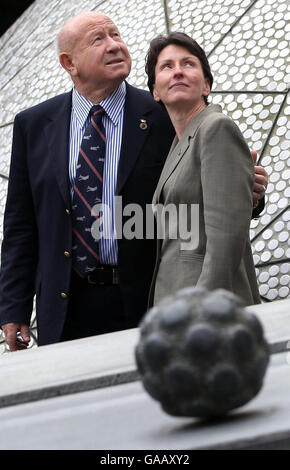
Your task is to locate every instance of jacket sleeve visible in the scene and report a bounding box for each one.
[196,115,254,291]
[0,114,38,327]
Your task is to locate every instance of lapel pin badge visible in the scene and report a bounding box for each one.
[139,119,148,130]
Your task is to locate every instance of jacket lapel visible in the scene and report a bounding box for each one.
[116,83,155,195]
[44,92,72,209]
[153,104,222,204]
[153,133,190,205]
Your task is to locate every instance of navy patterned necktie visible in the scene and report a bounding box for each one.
[72,105,106,278]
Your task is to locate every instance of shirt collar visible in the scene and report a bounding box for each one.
[72,82,126,128]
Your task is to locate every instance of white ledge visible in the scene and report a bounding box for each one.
[0,298,289,408]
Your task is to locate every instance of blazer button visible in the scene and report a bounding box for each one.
[64,251,71,258]
[60,292,68,299]
[66,209,71,215]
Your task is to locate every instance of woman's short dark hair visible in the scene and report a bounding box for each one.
[145,32,213,105]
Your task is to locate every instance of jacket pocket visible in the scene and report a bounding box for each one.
[179,251,205,261]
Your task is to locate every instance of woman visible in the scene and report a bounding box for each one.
[146,32,260,306]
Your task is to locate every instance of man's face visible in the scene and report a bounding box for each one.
[70,15,132,92]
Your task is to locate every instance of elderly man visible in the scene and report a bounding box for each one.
[0,12,267,350]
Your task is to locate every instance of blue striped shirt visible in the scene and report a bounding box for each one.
[69,82,126,265]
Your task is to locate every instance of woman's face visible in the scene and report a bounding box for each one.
[153,44,210,110]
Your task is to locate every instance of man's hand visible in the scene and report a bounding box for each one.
[2,322,30,352]
[251,150,269,206]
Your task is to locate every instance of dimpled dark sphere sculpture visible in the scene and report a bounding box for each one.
[135,287,270,418]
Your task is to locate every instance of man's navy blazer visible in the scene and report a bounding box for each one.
[0,83,175,345]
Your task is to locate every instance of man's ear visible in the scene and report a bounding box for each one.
[153,85,160,102]
[59,52,77,76]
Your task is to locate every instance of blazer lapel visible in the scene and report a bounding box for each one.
[153,104,222,204]
[153,133,190,205]
[44,92,72,209]
[116,83,155,195]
